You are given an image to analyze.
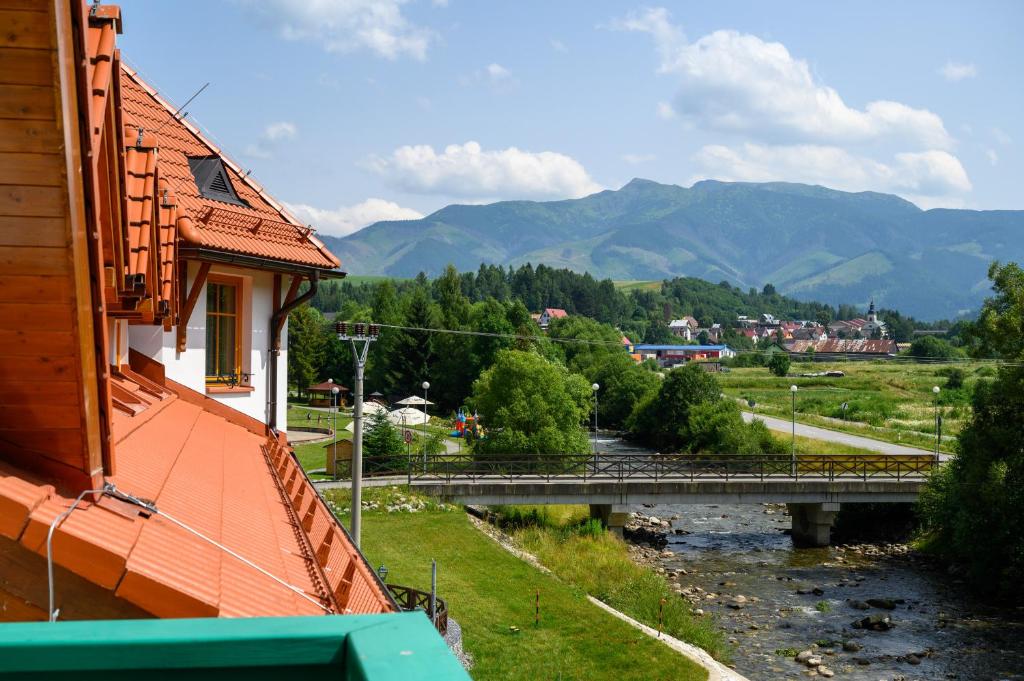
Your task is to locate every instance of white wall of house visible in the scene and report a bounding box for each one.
[128,260,289,430]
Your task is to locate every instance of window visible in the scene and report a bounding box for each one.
[205,279,242,385]
[187,155,247,207]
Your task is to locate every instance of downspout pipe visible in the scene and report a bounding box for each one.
[268,271,319,432]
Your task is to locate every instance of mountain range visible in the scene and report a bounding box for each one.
[320,179,1024,320]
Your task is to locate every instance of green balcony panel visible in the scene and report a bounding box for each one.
[0,613,469,681]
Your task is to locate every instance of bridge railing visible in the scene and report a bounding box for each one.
[362,453,937,484]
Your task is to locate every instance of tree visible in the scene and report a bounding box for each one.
[908,335,958,360]
[471,350,591,456]
[627,363,721,451]
[592,354,661,430]
[366,280,404,394]
[767,353,791,377]
[392,285,438,398]
[363,409,406,473]
[547,316,623,379]
[697,330,710,345]
[287,305,327,397]
[919,261,1024,601]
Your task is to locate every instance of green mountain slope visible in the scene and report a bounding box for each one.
[319,179,1024,319]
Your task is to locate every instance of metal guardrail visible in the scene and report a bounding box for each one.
[356,453,937,484]
[386,584,448,636]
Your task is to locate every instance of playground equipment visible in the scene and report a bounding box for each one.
[449,409,485,440]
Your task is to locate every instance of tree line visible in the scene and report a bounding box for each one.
[309,264,954,346]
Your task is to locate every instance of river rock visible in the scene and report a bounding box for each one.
[904,653,922,665]
[852,614,893,631]
[816,665,834,678]
[847,599,871,610]
[866,598,897,610]
[795,650,814,663]
[842,640,862,652]
[805,655,823,667]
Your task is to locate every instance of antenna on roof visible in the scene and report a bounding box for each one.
[152,81,210,135]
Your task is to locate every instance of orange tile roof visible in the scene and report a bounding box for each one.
[118,65,340,271]
[3,374,392,618]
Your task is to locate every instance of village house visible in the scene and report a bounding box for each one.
[785,338,898,360]
[668,316,699,340]
[0,1,404,624]
[537,307,568,330]
[633,344,737,368]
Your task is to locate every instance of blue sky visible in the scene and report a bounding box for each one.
[117,1,1022,236]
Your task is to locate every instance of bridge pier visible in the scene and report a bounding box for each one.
[787,502,839,547]
[589,504,630,536]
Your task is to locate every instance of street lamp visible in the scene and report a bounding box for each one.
[591,383,600,455]
[421,381,430,467]
[331,385,340,479]
[932,385,940,462]
[377,564,389,583]
[790,385,798,476]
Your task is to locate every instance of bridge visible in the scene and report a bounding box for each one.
[351,453,936,546]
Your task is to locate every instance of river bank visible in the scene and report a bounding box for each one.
[624,503,1024,680]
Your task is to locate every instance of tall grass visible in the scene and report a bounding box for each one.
[516,526,730,662]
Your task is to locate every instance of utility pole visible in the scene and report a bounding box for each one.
[591,383,600,455]
[335,322,379,548]
[421,381,430,468]
[932,385,940,464]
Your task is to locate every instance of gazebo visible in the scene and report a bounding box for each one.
[307,379,350,407]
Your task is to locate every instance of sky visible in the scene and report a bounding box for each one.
[117,1,1023,237]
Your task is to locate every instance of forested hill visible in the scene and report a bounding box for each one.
[319,179,1024,320]
[310,264,940,345]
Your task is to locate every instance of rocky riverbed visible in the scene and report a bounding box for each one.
[625,504,1024,680]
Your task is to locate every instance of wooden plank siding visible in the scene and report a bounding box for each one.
[0,2,105,491]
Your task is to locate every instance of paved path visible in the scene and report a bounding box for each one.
[741,411,948,460]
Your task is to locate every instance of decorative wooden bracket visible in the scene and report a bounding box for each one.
[273,275,303,353]
[176,261,211,352]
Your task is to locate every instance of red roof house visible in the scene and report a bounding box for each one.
[0,1,391,621]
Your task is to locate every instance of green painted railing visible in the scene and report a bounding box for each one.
[0,613,469,680]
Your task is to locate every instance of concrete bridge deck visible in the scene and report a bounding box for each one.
[333,453,936,546]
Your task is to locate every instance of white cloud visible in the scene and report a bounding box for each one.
[367,140,602,200]
[244,121,298,159]
[617,8,952,150]
[993,127,1012,145]
[486,63,511,81]
[236,0,434,61]
[692,143,971,208]
[263,121,297,141]
[285,198,424,237]
[939,61,977,82]
[622,153,656,164]
[550,39,568,53]
[986,148,999,166]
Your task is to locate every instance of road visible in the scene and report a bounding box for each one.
[741,411,948,460]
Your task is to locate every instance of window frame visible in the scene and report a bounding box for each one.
[205,274,245,387]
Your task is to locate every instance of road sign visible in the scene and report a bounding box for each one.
[404,430,413,444]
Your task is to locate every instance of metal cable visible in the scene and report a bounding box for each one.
[46,483,330,621]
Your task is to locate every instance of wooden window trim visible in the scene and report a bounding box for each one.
[205,274,245,386]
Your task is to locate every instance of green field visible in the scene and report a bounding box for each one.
[612,280,661,292]
[719,360,987,452]
[327,488,709,681]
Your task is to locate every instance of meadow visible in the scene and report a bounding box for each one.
[718,359,990,453]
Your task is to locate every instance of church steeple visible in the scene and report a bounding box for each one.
[868,299,877,323]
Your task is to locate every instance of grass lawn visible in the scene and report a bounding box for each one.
[719,360,986,452]
[327,488,710,681]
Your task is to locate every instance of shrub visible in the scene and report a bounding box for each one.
[767,353,791,377]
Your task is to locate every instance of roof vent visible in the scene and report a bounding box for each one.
[187,156,247,207]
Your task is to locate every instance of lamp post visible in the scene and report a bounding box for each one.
[335,322,380,549]
[331,385,340,479]
[790,385,798,476]
[932,385,940,463]
[591,383,600,455]
[421,381,430,467]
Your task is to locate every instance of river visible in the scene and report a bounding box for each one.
[596,436,1024,680]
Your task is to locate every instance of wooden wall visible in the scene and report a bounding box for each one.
[0,0,106,491]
